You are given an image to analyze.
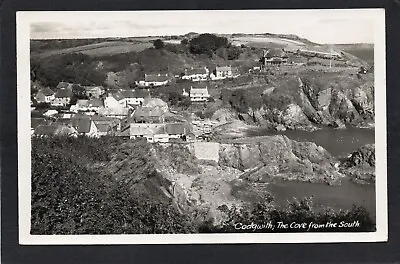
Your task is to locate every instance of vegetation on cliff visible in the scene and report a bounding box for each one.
[31,136,194,234]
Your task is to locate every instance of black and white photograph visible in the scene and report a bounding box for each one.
[17,9,387,244]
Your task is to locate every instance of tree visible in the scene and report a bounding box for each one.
[178,97,192,108]
[227,45,241,60]
[181,38,189,45]
[167,91,183,106]
[153,39,165,49]
[189,33,229,57]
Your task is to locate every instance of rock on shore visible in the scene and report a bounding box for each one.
[218,135,343,185]
[340,144,375,184]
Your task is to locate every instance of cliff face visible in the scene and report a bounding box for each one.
[218,135,343,185]
[232,72,374,131]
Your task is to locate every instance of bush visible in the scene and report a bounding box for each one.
[262,93,293,111]
[153,39,165,49]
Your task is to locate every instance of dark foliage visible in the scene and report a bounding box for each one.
[153,39,165,49]
[262,93,293,111]
[189,34,229,57]
[31,53,107,87]
[31,136,194,234]
[201,197,375,233]
[167,90,184,106]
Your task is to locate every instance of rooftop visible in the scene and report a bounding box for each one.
[71,115,91,133]
[130,124,165,136]
[165,123,187,135]
[216,66,232,72]
[57,82,74,89]
[185,67,208,75]
[38,87,55,96]
[133,107,164,119]
[145,74,169,83]
[142,98,168,108]
[55,88,74,98]
[88,98,104,107]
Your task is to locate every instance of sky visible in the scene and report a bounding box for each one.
[28,10,378,44]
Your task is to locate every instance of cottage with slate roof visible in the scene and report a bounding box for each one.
[35,87,55,103]
[182,66,209,82]
[165,123,188,139]
[137,73,169,87]
[260,48,288,66]
[189,86,210,102]
[70,115,113,137]
[212,66,233,80]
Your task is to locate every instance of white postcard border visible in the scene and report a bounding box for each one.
[17,9,387,244]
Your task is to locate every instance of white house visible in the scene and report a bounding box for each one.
[211,66,233,80]
[104,92,126,109]
[137,73,169,87]
[181,67,209,82]
[120,89,150,107]
[189,86,210,102]
[130,123,168,142]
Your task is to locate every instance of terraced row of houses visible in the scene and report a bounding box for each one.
[135,65,239,87]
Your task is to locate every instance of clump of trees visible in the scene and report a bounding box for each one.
[188,33,241,59]
[153,39,165,49]
[220,88,263,113]
[31,53,107,87]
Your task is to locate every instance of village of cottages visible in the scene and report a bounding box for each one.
[31,47,344,142]
[31,63,244,142]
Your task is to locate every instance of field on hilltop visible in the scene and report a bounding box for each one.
[32,40,153,59]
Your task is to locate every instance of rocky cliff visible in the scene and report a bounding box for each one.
[227,71,374,132]
[340,144,375,184]
[218,135,343,185]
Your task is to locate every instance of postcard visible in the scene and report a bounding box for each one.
[17,9,387,244]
